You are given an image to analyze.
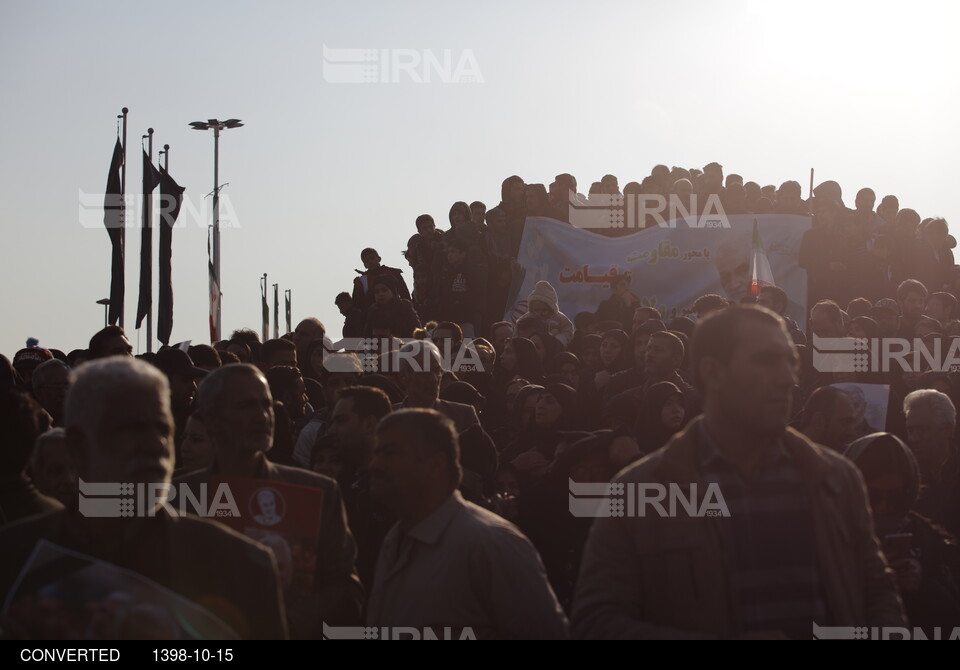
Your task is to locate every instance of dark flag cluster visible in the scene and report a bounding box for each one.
[136,151,161,330]
[102,121,185,343]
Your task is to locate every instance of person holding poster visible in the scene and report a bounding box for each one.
[0,358,288,640]
[178,363,363,638]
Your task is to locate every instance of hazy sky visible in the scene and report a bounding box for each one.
[1,0,958,357]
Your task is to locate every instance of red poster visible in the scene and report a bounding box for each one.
[211,477,323,595]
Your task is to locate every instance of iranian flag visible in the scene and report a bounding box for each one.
[750,218,776,296]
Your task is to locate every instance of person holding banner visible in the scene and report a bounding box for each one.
[0,358,289,639]
[177,364,363,638]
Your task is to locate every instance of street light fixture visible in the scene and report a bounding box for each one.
[189,118,243,342]
[96,298,111,328]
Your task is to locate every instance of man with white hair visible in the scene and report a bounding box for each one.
[0,357,288,639]
[904,389,960,536]
[176,363,363,638]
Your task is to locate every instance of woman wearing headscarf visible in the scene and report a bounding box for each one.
[549,352,582,391]
[505,383,584,478]
[577,329,631,426]
[494,383,544,453]
[521,427,642,613]
[493,337,543,389]
[636,381,687,453]
[845,433,960,627]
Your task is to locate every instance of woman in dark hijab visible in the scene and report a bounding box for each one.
[637,381,687,453]
[573,333,602,372]
[494,337,543,387]
[496,383,544,453]
[549,351,582,390]
[578,329,631,424]
[845,433,960,627]
[505,383,584,476]
[597,329,631,375]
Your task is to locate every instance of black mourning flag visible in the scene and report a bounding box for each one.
[136,150,161,329]
[157,167,185,345]
[103,138,124,325]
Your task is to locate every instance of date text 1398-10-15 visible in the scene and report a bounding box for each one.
[153,649,234,662]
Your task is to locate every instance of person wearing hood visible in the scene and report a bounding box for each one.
[845,433,960,627]
[363,274,421,339]
[519,281,574,348]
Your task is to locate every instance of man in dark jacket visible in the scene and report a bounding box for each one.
[0,358,288,639]
[352,248,410,310]
[335,292,364,338]
[176,364,363,638]
[438,236,485,337]
[573,306,905,639]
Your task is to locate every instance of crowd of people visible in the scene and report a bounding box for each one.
[1,161,959,639]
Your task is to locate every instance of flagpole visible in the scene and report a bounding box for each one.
[285,289,292,334]
[273,283,279,339]
[809,168,814,200]
[158,143,170,340]
[261,273,268,343]
[213,125,221,342]
[145,127,154,353]
[119,107,128,329]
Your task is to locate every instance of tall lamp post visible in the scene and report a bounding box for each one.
[189,118,243,342]
[96,298,110,328]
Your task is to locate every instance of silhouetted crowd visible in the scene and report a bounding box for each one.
[1,162,959,639]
